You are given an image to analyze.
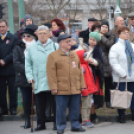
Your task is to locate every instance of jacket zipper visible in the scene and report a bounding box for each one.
[69,56,71,94]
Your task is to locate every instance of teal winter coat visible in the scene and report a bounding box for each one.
[25,38,59,94]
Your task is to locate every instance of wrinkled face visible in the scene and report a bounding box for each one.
[22,34,33,42]
[89,38,97,46]
[119,30,129,40]
[37,29,49,43]
[115,17,124,27]
[60,38,71,51]
[101,25,108,34]
[52,21,59,31]
[129,18,134,26]
[88,21,95,30]
[25,18,33,26]
[0,21,8,35]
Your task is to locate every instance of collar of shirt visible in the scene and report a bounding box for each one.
[1,32,8,40]
[61,49,70,56]
[40,38,50,47]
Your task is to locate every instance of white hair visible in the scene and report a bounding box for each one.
[37,25,49,34]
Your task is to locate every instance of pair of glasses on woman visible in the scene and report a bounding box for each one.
[22,35,31,38]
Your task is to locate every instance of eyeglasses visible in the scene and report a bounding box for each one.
[121,32,129,35]
[22,35,31,38]
[65,40,71,44]
[38,32,48,35]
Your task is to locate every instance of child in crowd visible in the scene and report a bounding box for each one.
[76,31,104,127]
[88,32,104,122]
[70,28,79,50]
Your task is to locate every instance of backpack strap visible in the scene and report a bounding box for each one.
[53,42,56,51]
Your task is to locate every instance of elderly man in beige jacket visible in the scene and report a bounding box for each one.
[47,33,86,134]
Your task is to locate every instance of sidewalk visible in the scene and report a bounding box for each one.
[0,121,133,134]
[0,114,132,122]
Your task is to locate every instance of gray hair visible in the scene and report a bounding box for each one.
[37,25,49,34]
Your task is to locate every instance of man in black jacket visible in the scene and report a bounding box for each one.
[79,18,97,44]
[0,19,19,115]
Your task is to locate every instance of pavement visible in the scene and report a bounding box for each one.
[0,121,134,134]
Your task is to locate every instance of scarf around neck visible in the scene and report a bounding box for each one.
[22,39,36,56]
[52,29,60,37]
[125,40,134,76]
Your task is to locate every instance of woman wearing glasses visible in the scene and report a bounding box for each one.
[13,26,37,129]
[109,26,134,123]
[25,25,59,131]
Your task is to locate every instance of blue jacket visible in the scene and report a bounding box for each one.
[25,38,59,94]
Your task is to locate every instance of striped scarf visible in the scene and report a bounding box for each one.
[125,40,134,76]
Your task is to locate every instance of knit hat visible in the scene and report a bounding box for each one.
[89,31,101,42]
[24,14,33,25]
[71,33,79,44]
[101,20,109,29]
[20,19,24,27]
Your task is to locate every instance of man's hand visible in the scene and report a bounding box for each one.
[0,59,5,66]
[29,79,35,83]
[51,89,57,94]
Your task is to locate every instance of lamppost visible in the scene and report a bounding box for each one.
[117,0,121,16]
[18,0,25,23]
[7,0,14,34]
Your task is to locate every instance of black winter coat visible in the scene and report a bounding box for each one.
[0,32,19,76]
[13,40,31,88]
[89,44,104,108]
[90,45,104,89]
[100,32,115,77]
[79,28,90,45]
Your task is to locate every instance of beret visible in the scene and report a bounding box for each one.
[57,33,71,43]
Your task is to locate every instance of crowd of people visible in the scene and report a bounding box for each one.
[0,11,134,134]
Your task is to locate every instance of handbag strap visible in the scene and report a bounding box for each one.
[116,77,127,91]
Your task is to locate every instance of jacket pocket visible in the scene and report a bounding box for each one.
[57,77,69,91]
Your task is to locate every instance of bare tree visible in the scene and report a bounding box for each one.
[45,0,71,19]
[120,0,134,16]
[87,0,109,21]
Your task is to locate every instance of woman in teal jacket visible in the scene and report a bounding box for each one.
[25,25,59,131]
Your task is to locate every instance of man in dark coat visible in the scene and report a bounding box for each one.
[79,18,97,44]
[0,20,19,115]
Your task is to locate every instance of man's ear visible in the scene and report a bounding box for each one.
[7,26,9,31]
